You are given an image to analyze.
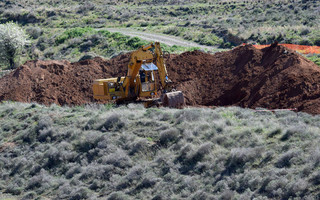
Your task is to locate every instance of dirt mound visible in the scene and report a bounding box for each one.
[0,55,129,105]
[1,44,320,114]
[166,44,320,114]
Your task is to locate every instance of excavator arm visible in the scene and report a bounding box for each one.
[153,42,184,108]
[129,42,171,91]
[122,43,154,96]
[154,42,171,91]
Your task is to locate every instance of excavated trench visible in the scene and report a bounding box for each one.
[1,43,320,114]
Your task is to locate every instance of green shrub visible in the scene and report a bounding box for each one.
[101,150,132,169]
[55,27,94,45]
[22,191,37,200]
[174,109,201,123]
[5,184,23,195]
[225,147,262,173]
[126,37,144,49]
[128,139,150,155]
[58,185,91,200]
[107,192,130,200]
[65,164,82,179]
[275,150,298,168]
[97,30,111,37]
[110,32,130,42]
[164,27,183,36]
[307,55,320,66]
[26,27,43,39]
[159,128,180,145]
[98,113,126,132]
[268,128,282,138]
[74,131,102,152]
[196,33,223,46]
[139,21,149,27]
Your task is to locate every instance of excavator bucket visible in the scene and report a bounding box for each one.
[162,91,185,108]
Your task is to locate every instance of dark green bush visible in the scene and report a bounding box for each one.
[129,139,150,155]
[26,27,43,39]
[196,33,222,46]
[225,147,262,173]
[22,191,37,200]
[74,131,102,152]
[101,150,132,169]
[268,128,282,138]
[275,150,298,168]
[99,114,126,132]
[164,27,183,36]
[55,27,94,45]
[36,36,49,51]
[65,165,82,179]
[68,38,83,48]
[107,192,130,200]
[79,40,93,52]
[126,37,144,49]
[159,128,180,145]
[5,184,23,195]
[306,55,320,66]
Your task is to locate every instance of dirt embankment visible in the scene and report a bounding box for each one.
[1,44,320,114]
[0,54,129,105]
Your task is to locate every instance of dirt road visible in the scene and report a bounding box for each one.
[107,28,218,51]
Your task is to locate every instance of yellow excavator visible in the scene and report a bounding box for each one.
[92,42,184,108]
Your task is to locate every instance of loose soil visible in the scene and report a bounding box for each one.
[1,43,320,114]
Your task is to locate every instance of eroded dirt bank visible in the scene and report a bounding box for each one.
[1,44,320,114]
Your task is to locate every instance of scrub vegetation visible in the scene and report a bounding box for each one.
[0,0,319,69]
[1,102,320,199]
[28,27,198,63]
[1,1,320,198]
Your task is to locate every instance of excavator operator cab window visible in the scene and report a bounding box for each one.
[146,71,155,82]
[139,70,146,83]
[141,70,156,92]
[140,70,155,83]
[141,63,157,92]
[115,77,121,91]
[108,82,116,93]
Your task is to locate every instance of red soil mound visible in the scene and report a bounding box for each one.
[0,54,129,105]
[167,44,320,114]
[1,44,320,114]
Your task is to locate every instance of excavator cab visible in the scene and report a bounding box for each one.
[139,63,157,97]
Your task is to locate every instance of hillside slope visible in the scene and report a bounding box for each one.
[1,0,319,47]
[1,102,320,199]
[1,44,320,114]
